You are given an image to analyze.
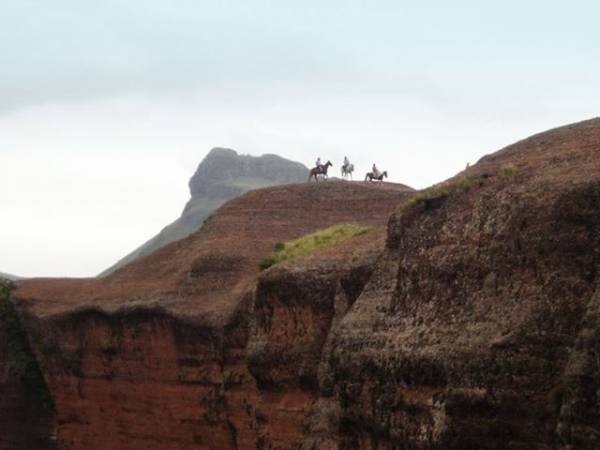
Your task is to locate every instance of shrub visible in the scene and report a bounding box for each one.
[259,255,278,270]
[0,281,54,412]
[260,223,371,270]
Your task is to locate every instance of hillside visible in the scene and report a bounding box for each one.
[6,117,600,449]
[100,148,308,276]
[0,272,20,281]
[10,180,413,450]
[305,117,600,449]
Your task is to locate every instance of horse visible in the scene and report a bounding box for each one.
[365,171,388,183]
[308,161,333,182]
[341,163,354,180]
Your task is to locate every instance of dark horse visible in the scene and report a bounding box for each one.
[308,161,333,182]
[365,171,388,182]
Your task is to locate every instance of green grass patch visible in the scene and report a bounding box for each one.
[260,223,371,270]
[0,280,54,412]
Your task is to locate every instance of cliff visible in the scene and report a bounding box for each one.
[13,181,412,449]
[100,148,308,276]
[308,117,600,449]
[8,117,600,449]
[0,280,55,450]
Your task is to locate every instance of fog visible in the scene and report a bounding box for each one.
[2,1,598,276]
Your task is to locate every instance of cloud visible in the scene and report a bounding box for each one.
[1,0,599,276]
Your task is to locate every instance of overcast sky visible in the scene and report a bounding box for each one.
[2,1,599,278]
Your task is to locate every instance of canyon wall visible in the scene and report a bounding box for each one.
[8,117,600,449]
[14,182,412,450]
[303,118,600,449]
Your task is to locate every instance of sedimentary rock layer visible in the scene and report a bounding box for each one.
[9,117,600,449]
[15,182,412,450]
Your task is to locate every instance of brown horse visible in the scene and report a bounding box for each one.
[365,171,388,182]
[308,161,333,182]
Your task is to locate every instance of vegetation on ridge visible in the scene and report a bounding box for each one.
[260,223,371,270]
[401,177,478,211]
[0,280,54,412]
[401,164,520,211]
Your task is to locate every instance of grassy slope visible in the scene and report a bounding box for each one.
[260,223,371,270]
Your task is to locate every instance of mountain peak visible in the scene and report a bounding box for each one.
[205,147,239,158]
[100,148,308,276]
[189,148,307,198]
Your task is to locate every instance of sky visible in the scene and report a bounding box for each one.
[1,0,599,278]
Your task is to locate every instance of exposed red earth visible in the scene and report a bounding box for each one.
[10,181,412,450]
[4,117,600,449]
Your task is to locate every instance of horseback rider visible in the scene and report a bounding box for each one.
[372,163,380,178]
[343,156,350,171]
[316,157,322,173]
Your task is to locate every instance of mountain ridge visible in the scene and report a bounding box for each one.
[8,117,600,449]
[100,147,308,276]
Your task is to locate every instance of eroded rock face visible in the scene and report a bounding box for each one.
[0,282,55,450]
[307,117,600,449]
[9,118,600,449]
[24,309,254,449]
[14,182,412,450]
[246,239,383,447]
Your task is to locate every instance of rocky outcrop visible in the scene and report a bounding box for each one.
[188,148,308,198]
[303,117,600,449]
[100,148,308,276]
[9,117,600,449]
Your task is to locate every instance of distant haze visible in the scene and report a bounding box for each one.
[1,1,599,277]
[99,148,308,276]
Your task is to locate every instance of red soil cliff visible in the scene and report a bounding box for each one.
[307,118,600,449]
[8,117,600,449]
[13,181,413,450]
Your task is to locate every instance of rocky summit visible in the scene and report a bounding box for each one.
[3,118,600,449]
[100,148,308,276]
